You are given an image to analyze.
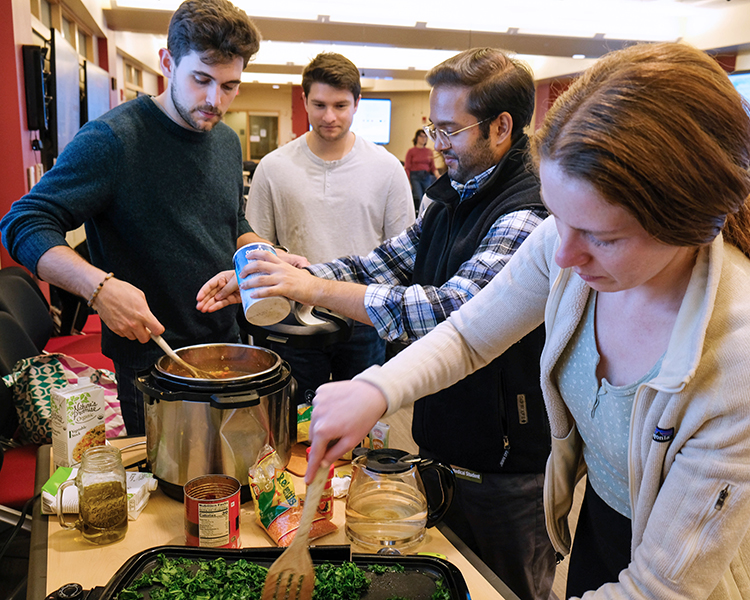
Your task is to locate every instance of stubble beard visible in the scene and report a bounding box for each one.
[313,122,349,143]
[444,135,496,184]
[171,85,222,132]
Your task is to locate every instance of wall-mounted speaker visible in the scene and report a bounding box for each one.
[22,45,49,132]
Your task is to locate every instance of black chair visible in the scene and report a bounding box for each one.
[0,312,39,455]
[0,273,113,372]
[0,266,48,309]
[0,276,54,353]
[0,313,39,512]
[0,313,38,378]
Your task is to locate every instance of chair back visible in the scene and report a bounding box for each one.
[0,312,39,377]
[0,265,49,308]
[0,276,53,352]
[0,313,35,439]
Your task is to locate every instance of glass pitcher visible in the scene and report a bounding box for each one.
[345,448,455,552]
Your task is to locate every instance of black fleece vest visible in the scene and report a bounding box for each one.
[411,136,550,474]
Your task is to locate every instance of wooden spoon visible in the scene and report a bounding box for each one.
[149,333,217,379]
[260,466,329,600]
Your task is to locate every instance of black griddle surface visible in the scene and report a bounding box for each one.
[88,545,470,600]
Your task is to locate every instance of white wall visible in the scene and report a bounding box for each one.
[736,49,750,72]
[230,84,293,146]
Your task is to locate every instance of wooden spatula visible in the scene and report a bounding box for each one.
[261,466,329,600]
[149,332,218,379]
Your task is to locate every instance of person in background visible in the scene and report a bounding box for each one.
[245,52,414,402]
[307,42,750,600]
[198,47,555,600]
[0,0,303,436]
[404,129,439,213]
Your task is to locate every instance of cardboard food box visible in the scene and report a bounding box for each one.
[50,379,106,468]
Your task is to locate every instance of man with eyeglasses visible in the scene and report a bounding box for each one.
[197,47,554,600]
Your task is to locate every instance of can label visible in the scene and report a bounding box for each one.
[232,243,291,326]
[198,500,230,547]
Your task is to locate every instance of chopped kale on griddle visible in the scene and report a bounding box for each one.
[117,554,451,600]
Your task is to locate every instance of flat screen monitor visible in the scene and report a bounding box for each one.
[51,29,81,155]
[84,61,111,124]
[351,98,391,145]
[728,70,750,104]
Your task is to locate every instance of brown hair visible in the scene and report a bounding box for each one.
[413,129,427,145]
[167,0,261,68]
[426,47,535,141]
[532,42,750,257]
[302,53,361,99]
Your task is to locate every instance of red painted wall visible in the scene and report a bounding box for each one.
[1,0,37,268]
[291,84,308,139]
[97,37,118,110]
[534,76,575,131]
[713,53,736,73]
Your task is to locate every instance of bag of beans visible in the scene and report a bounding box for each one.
[248,445,337,546]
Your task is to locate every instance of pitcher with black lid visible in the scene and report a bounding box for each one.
[345,448,455,552]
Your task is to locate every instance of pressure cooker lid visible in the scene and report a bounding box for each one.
[239,305,353,349]
[154,343,281,383]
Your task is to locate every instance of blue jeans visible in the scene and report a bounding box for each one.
[409,171,436,213]
[263,322,385,403]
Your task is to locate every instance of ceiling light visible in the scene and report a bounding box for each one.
[253,41,459,71]
[242,72,302,85]
[572,54,586,59]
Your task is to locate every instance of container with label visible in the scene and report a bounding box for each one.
[50,379,106,468]
[233,242,291,325]
[184,474,241,548]
[306,446,335,520]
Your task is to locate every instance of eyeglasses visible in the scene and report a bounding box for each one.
[423,116,495,146]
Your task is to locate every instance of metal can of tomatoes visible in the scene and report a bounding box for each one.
[184,474,241,548]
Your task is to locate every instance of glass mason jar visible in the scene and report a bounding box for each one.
[57,445,128,544]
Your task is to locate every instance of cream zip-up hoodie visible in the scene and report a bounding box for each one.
[357,217,750,599]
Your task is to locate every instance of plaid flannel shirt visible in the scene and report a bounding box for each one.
[307,167,546,343]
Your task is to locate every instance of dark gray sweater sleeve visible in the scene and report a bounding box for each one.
[0,121,119,274]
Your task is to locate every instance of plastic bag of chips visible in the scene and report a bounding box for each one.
[248,445,337,546]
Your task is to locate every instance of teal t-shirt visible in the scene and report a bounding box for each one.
[555,290,664,518]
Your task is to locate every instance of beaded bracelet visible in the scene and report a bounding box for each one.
[87,272,114,308]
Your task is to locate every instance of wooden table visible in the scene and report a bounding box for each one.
[28,438,518,600]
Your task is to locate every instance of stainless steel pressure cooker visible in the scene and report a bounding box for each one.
[135,343,294,501]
